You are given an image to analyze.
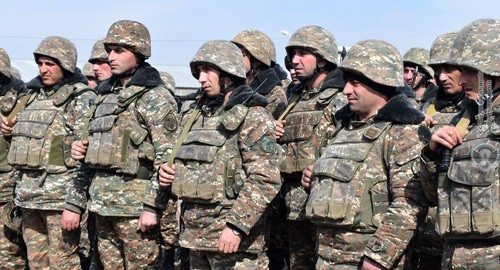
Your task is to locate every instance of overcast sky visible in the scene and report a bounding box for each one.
[1,0,498,78]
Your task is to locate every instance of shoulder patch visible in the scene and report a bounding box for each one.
[260,136,277,153]
[164,112,178,132]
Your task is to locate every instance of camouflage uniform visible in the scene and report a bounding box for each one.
[8,36,96,269]
[0,47,27,270]
[403,47,439,109]
[65,20,179,270]
[306,39,428,269]
[278,25,346,269]
[420,19,500,270]
[412,32,465,270]
[171,40,281,269]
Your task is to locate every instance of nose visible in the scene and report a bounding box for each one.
[198,71,207,83]
[404,70,413,81]
[343,82,353,95]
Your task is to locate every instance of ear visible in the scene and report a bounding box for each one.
[224,76,234,88]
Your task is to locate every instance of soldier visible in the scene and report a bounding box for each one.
[420,18,499,269]
[83,62,98,89]
[0,36,96,269]
[275,25,346,269]
[284,55,300,88]
[158,40,282,269]
[413,32,466,270]
[301,39,428,269]
[403,47,439,108]
[232,29,288,119]
[65,20,179,269]
[0,47,27,269]
[88,38,112,84]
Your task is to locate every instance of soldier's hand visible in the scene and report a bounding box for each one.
[429,126,463,152]
[61,209,81,231]
[361,257,385,270]
[158,163,175,188]
[218,226,241,254]
[301,164,313,190]
[71,140,88,161]
[0,116,14,136]
[421,114,438,127]
[137,211,158,233]
[275,120,286,140]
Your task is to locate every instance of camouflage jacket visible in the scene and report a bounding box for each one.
[421,88,466,133]
[278,69,347,220]
[250,67,287,120]
[13,71,96,210]
[311,93,428,269]
[0,76,26,203]
[66,63,178,216]
[420,96,500,240]
[175,85,281,253]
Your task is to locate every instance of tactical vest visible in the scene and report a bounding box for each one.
[8,83,87,173]
[171,105,248,205]
[306,121,392,230]
[279,89,338,173]
[436,116,500,239]
[84,86,155,177]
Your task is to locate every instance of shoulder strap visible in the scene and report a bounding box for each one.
[80,95,105,141]
[425,102,437,117]
[277,93,300,121]
[6,92,33,126]
[167,108,201,166]
[455,110,471,137]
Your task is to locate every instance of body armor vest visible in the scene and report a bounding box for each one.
[306,121,392,231]
[8,84,86,173]
[279,89,336,173]
[172,105,248,205]
[436,116,500,239]
[84,86,155,176]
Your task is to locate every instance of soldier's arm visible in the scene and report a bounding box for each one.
[225,107,281,235]
[363,125,428,269]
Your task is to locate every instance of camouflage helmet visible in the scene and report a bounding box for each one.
[33,36,77,73]
[286,25,338,66]
[428,32,458,67]
[103,20,151,58]
[0,47,11,78]
[89,38,108,63]
[82,62,95,78]
[232,29,275,67]
[449,18,500,76]
[10,66,21,80]
[190,40,246,80]
[159,71,176,92]
[403,47,434,78]
[339,39,405,88]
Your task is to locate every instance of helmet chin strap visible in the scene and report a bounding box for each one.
[297,56,324,84]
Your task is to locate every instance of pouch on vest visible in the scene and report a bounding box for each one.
[0,136,12,172]
[279,111,322,143]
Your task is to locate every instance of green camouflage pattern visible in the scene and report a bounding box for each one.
[190,250,269,269]
[449,18,500,76]
[265,84,288,120]
[286,25,338,66]
[310,121,427,269]
[428,32,458,67]
[403,47,435,78]
[190,40,246,80]
[33,36,77,73]
[88,38,108,63]
[82,62,94,78]
[12,83,96,211]
[0,202,26,270]
[159,70,176,93]
[442,241,499,269]
[177,102,281,253]
[232,29,275,67]
[96,215,160,269]
[104,20,151,58]
[0,47,11,78]
[340,39,405,88]
[22,209,81,269]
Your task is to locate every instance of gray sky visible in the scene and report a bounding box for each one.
[1,0,498,82]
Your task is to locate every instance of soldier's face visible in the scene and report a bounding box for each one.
[459,67,480,100]
[197,65,221,97]
[107,45,138,76]
[343,79,388,121]
[290,48,319,79]
[92,60,112,82]
[404,66,423,88]
[435,65,463,96]
[37,56,64,87]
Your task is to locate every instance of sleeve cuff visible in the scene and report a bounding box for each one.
[64,203,83,215]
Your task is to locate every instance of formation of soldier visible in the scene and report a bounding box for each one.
[0,17,497,270]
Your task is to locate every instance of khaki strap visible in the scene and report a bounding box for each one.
[167,108,201,166]
[425,103,436,117]
[455,110,471,137]
[277,94,301,122]
[6,93,32,126]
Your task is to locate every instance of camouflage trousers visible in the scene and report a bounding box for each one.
[288,220,317,270]
[96,214,160,270]
[22,208,81,270]
[190,250,269,270]
[0,202,27,270]
[158,199,179,270]
[442,240,499,270]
